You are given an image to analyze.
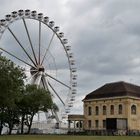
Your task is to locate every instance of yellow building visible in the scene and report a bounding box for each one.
[68,81,140,135]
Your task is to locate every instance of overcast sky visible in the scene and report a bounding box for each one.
[1,0,140,115]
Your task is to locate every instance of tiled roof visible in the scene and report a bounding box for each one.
[83,81,140,100]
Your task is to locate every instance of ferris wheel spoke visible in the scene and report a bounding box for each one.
[25,71,38,83]
[7,27,37,67]
[47,80,65,106]
[41,78,46,89]
[41,32,55,65]
[0,47,35,68]
[38,21,41,64]
[41,76,49,90]
[26,69,38,72]
[22,18,38,65]
[45,73,71,89]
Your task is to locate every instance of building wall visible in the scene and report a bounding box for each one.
[83,97,140,130]
[127,98,140,130]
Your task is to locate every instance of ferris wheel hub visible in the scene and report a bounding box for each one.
[37,65,45,72]
[30,65,44,75]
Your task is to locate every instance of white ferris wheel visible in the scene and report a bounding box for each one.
[0,10,77,123]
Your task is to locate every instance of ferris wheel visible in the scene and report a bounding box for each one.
[0,10,77,122]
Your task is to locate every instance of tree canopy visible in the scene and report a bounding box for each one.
[18,84,54,134]
[0,56,25,134]
[0,55,57,134]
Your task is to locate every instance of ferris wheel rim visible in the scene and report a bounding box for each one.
[0,9,77,119]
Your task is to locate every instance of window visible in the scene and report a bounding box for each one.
[131,105,136,115]
[118,104,123,114]
[88,120,92,128]
[95,106,99,115]
[103,120,106,128]
[103,105,106,115]
[110,105,114,115]
[88,106,92,115]
[95,120,99,128]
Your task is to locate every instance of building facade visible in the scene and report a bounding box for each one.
[82,81,140,134]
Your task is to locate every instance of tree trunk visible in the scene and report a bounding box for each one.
[21,115,25,134]
[0,108,4,135]
[27,115,34,134]
[0,121,3,135]
[8,126,12,135]
[8,111,13,135]
[8,119,14,135]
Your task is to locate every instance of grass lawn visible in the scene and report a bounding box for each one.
[0,135,140,140]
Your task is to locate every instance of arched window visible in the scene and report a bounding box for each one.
[110,105,114,115]
[88,106,92,115]
[95,106,99,115]
[103,120,106,128]
[103,105,106,115]
[95,120,99,128]
[131,105,136,115]
[118,104,123,114]
[88,120,92,128]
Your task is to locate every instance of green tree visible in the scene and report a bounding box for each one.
[4,105,20,135]
[0,56,25,134]
[17,85,54,134]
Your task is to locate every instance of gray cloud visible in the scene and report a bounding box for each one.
[1,0,140,115]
